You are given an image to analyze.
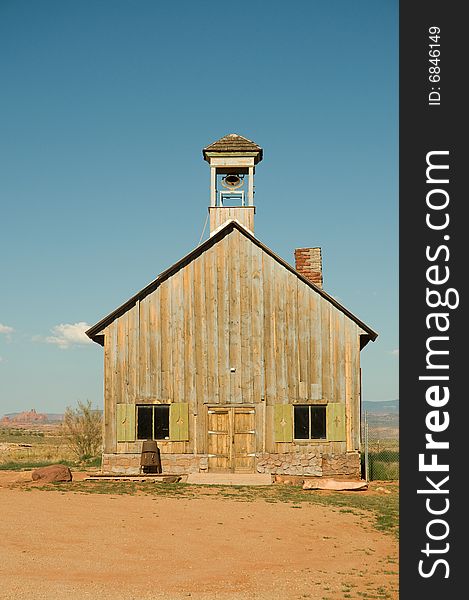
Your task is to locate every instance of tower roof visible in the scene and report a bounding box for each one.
[203,133,263,163]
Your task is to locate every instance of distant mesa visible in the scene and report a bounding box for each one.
[0,409,63,426]
[361,400,399,439]
[362,399,399,415]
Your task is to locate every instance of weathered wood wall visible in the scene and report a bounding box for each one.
[209,206,255,233]
[102,228,362,455]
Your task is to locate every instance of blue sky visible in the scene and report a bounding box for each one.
[0,0,398,415]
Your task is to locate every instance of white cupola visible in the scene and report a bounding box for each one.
[202,133,263,234]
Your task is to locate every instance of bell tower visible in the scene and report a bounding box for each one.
[202,133,263,235]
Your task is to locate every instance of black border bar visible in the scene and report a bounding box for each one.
[400,2,465,596]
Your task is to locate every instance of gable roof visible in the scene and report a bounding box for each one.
[86,220,378,347]
[203,133,263,163]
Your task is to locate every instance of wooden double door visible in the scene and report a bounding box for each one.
[207,407,256,473]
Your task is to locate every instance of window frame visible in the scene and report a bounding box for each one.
[293,404,327,441]
[136,403,170,441]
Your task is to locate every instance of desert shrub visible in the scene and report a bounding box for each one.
[63,400,103,461]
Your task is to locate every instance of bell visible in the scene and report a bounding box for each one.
[222,174,243,188]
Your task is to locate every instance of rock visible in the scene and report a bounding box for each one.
[303,478,367,491]
[274,475,303,486]
[31,464,72,483]
[157,476,181,483]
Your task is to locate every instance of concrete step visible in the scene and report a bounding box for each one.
[186,473,273,486]
[86,475,181,483]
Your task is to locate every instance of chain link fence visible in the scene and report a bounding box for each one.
[362,410,399,481]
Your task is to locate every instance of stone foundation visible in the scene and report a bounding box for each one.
[256,451,360,478]
[322,451,361,479]
[102,450,360,479]
[256,451,323,476]
[102,453,203,475]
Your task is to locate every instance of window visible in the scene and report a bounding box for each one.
[294,405,326,440]
[136,404,170,440]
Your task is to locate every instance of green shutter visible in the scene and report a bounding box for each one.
[169,402,189,441]
[327,403,346,441]
[274,404,293,442]
[116,403,135,442]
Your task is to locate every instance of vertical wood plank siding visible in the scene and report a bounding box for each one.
[103,229,363,453]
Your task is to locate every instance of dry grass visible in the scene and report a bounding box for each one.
[29,479,399,538]
[0,426,85,468]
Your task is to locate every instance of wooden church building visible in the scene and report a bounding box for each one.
[86,134,377,478]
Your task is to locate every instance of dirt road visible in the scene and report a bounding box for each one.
[0,474,398,600]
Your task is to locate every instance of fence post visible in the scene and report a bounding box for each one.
[364,411,369,482]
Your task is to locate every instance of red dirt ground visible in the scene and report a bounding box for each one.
[0,471,398,600]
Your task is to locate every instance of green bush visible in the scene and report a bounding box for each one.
[82,455,102,468]
[372,450,399,462]
[369,455,399,481]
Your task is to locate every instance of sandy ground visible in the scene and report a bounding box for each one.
[0,471,398,600]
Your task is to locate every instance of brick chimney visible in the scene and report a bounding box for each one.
[294,247,323,288]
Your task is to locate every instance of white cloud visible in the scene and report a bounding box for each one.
[45,322,93,349]
[391,348,399,356]
[0,323,14,335]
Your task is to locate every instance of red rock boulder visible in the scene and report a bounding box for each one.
[31,464,72,483]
